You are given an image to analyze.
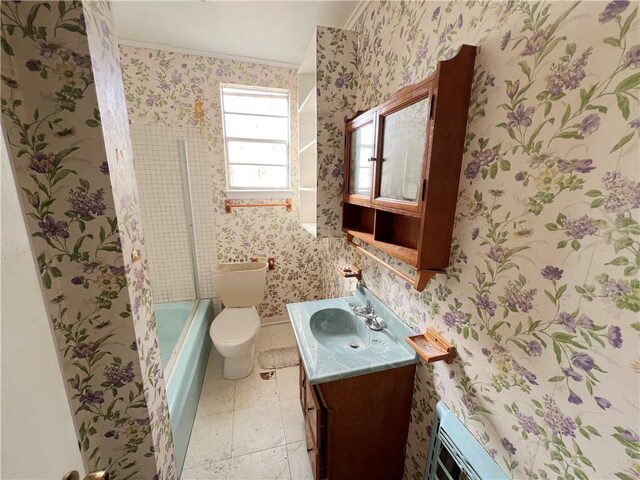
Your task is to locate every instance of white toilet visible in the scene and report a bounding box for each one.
[210,262,267,379]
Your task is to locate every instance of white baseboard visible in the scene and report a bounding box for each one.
[261,314,289,325]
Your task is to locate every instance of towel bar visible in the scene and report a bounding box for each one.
[225,198,292,213]
[346,234,440,292]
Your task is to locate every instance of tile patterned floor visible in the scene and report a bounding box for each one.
[182,323,313,480]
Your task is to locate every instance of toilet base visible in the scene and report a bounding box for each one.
[222,345,255,379]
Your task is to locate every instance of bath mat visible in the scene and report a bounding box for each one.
[258,346,299,370]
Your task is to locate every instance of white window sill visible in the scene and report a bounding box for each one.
[225,190,293,199]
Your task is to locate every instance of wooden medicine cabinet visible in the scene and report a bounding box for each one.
[342,45,477,291]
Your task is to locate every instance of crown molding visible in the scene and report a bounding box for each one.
[344,0,369,30]
[117,37,299,70]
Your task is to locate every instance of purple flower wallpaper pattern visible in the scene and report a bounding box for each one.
[322,1,639,478]
[118,30,355,317]
[1,1,176,478]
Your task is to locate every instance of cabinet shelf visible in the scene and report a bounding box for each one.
[344,229,418,268]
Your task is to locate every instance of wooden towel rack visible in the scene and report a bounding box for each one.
[225,198,292,213]
[346,234,440,292]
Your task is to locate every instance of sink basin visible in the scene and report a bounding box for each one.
[287,291,419,384]
[309,308,371,352]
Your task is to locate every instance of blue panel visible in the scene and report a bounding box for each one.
[155,301,193,369]
[164,299,213,475]
[424,402,509,480]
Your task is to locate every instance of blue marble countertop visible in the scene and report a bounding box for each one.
[286,285,418,384]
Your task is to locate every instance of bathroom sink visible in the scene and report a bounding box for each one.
[309,308,371,352]
[287,286,419,384]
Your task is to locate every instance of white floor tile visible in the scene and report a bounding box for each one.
[181,459,231,479]
[276,366,299,401]
[198,378,236,416]
[184,411,233,468]
[236,362,275,387]
[185,325,307,478]
[232,403,285,457]
[230,446,290,480]
[286,441,313,480]
[234,373,279,410]
[269,323,296,349]
[280,399,305,444]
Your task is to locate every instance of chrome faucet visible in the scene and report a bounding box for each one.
[351,304,385,331]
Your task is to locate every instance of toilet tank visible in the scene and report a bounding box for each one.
[213,262,267,307]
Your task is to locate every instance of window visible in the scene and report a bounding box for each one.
[220,85,290,194]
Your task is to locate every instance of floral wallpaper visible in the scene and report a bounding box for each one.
[1,1,175,478]
[119,45,325,318]
[315,26,358,237]
[321,1,640,479]
[82,2,176,477]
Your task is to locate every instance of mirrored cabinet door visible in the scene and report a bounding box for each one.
[375,95,431,208]
[346,117,376,201]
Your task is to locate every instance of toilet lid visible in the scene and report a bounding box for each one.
[210,307,260,344]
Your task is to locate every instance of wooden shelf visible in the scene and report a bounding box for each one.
[374,210,420,250]
[344,229,418,267]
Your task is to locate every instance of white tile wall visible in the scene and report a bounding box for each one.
[130,125,219,307]
[185,131,220,310]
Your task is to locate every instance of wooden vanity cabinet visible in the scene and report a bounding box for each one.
[299,362,417,480]
[342,45,477,291]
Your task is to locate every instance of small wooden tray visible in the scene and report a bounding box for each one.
[406,328,456,364]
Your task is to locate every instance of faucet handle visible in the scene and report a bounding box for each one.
[353,305,368,315]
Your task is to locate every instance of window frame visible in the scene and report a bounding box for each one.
[220,84,292,197]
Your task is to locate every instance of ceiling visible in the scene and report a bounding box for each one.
[112,1,361,68]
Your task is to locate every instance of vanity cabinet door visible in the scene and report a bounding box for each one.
[299,360,306,411]
[305,417,326,480]
[305,382,326,451]
[299,361,327,480]
[344,112,377,206]
[373,82,433,214]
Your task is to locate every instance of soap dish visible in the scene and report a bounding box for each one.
[406,328,456,364]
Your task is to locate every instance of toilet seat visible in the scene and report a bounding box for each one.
[210,307,260,346]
